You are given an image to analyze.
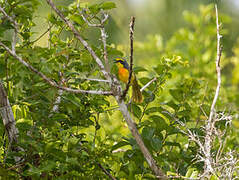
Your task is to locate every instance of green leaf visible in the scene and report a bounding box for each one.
[143,90,155,103]
[169,89,184,102]
[166,100,180,112]
[139,77,150,85]
[16,118,33,131]
[89,3,100,14]
[149,115,168,131]
[142,126,154,140]
[145,107,165,114]
[131,104,142,119]
[151,137,162,151]
[111,141,130,152]
[40,160,56,172]
[51,113,69,121]
[0,61,6,78]
[185,168,198,178]
[164,141,181,147]
[70,14,84,25]
[154,64,167,74]
[210,174,219,180]
[133,66,147,74]
[99,2,116,10]
[66,157,79,166]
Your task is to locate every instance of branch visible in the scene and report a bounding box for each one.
[0,6,19,30]
[208,4,222,127]
[100,13,110,73]
[97,163,117,180]
[204,4,222,176]
[79,78,110,83]
[117,99,166,178]
[121,16,135,100]
[139,77,158,122]
[46,0,110,80]
[0,82,22,163]
[0,41,112,95]
[12,29,17,54]
[46,1,166,177]
[140,77,157,92]
[80,10,110,72]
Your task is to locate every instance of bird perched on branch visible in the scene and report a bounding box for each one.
[114,58,143,103]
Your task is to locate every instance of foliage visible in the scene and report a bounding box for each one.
[0,0,238,179]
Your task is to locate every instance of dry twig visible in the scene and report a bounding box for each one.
[121,16,135,100]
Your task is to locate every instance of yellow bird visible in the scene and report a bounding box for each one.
[114,58,143,103]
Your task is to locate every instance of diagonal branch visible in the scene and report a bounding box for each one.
[46,1,166,178]
[0,41,112,95]
[121,16,135,100]
[0,6,19,30]
[140,77,157,92]
[46,0,110,80]
[97,163,117,180]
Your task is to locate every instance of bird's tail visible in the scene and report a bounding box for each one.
[132,78,143,103]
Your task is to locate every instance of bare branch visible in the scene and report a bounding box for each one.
[80,78,110,83]
[140,77,157,92]
[100,13,110,72]
[11,29,17,54]
[80,11,110,72]
[208,4,223,132]
[0,41,112,95]
[121,16,135,100]
[49,72,65,116]
[81,14,101,27]
[203,4,223,176]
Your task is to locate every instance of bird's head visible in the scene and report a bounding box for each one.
[114,58,129,69]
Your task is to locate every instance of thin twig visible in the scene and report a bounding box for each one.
[140,77,157,92]
[139,77,158,122]
[80,12,101,27]
[29,24,54,45]
[0,41,112,95]
[80,10,109,72]
[97,163,117,180]
[121,16,135,100]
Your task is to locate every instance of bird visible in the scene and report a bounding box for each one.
[114,58,143,103]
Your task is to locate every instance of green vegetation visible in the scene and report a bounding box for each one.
[0,0,238,179]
